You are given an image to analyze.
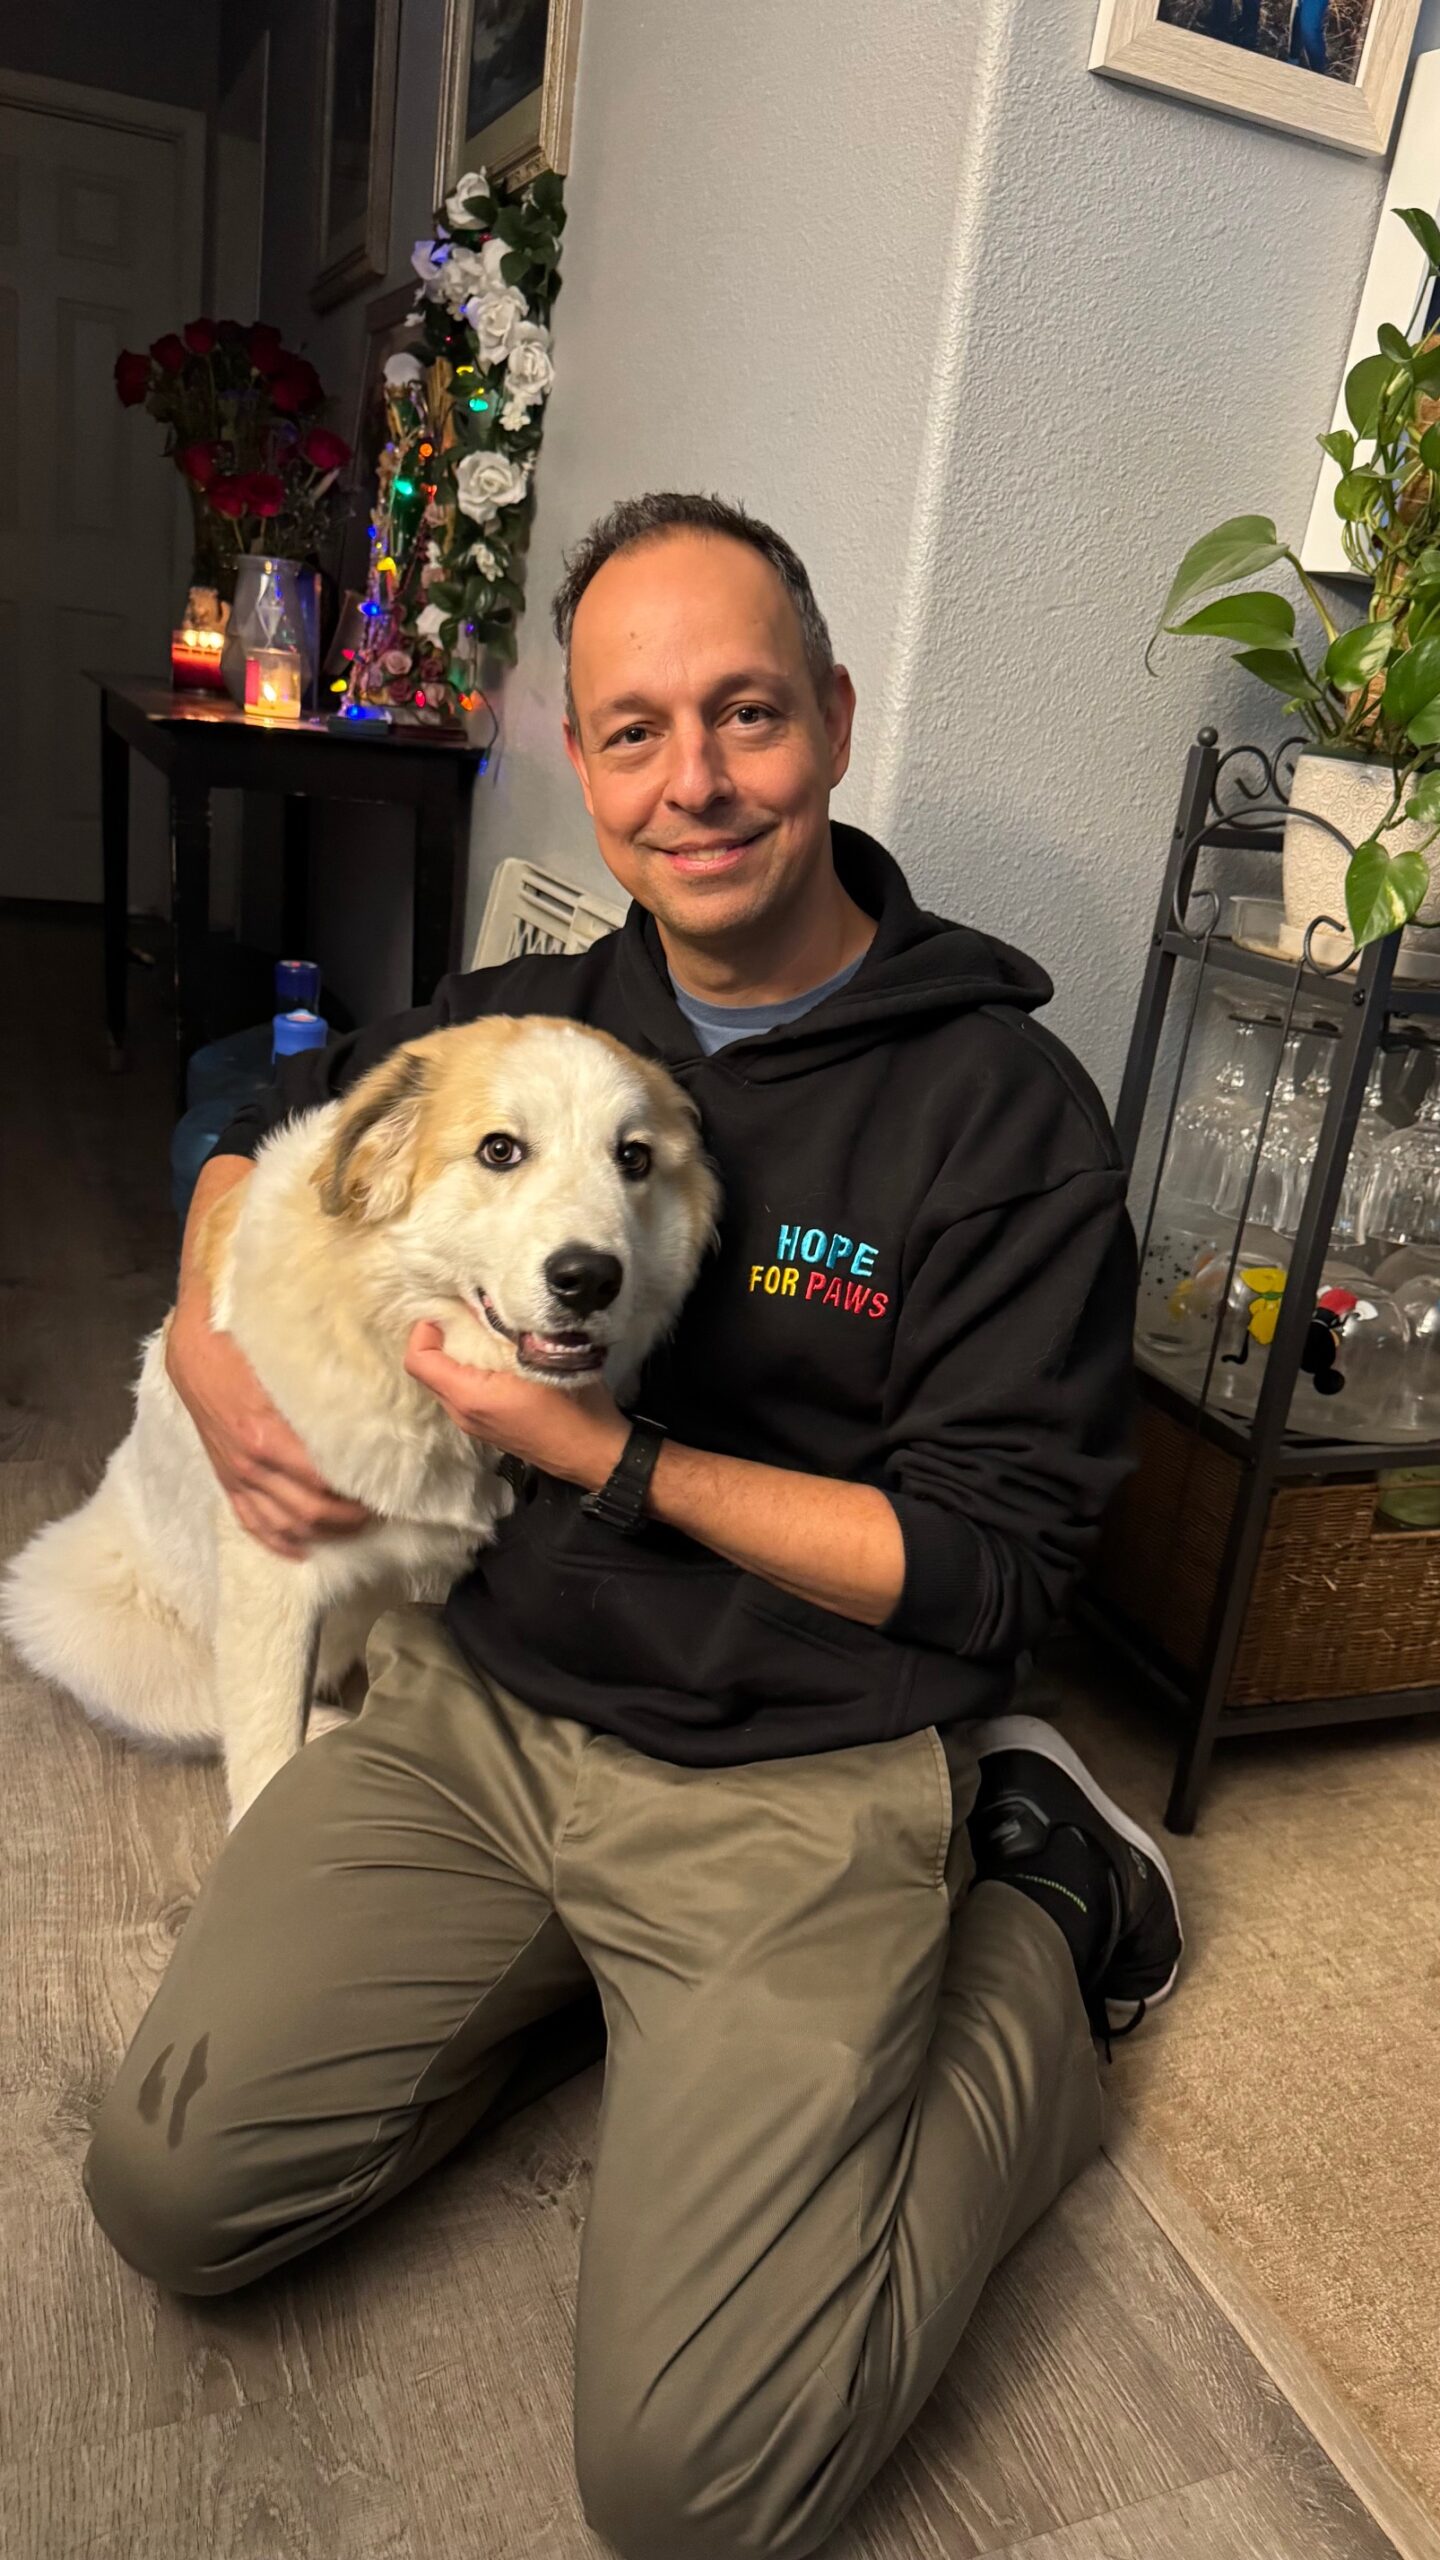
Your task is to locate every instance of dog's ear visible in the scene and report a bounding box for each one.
[314,1048,432,1224]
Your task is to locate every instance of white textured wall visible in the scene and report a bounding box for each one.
[465,0,999,935]
[473,0,1440,1101]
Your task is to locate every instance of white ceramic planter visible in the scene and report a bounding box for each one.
[1282,750,1440,948]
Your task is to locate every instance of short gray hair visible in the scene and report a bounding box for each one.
[551,492,836,723]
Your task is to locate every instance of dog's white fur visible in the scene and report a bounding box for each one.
[2,1017,717,1829]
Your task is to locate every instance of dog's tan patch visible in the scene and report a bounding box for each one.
[314,1047,433,1222]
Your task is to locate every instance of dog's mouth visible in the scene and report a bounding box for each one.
[468,1289,607,1379]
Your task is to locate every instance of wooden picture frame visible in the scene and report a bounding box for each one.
[1301,49,1440,573]
[311,0,401,312]
[1090,0,1420,156]
[434,0,583,199]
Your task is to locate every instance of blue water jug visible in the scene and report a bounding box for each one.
[171,961,328,1226]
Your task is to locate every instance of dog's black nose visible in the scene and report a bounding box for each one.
[544,1245,623,1318]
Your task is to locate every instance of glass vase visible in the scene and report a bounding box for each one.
[221,555,315,708]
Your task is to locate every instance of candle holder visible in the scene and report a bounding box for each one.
[170,626,227,692]
[243,648,304,721]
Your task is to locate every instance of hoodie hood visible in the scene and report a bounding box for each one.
[612,822,1053,1080]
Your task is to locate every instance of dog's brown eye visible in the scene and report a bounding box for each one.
[478,1132,526,1169]
[617,1140,651,1181]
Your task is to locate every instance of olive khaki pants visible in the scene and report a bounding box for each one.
[84,1605,1105,2560]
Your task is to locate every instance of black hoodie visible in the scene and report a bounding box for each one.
[213,825,1137,1763]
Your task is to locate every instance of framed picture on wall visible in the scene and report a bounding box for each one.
[311,0,402,311]
[434,0,584,198]
[1302,50,1440,572]
[1089,0,1420,154]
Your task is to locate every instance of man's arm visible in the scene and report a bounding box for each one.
[168,1143,377,1560]
[402,1157,1135,1639]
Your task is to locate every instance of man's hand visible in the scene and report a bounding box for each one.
[405,1323,628,1489]
[167,1295,377,1560]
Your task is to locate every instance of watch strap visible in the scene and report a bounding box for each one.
[579,1415,667,1532]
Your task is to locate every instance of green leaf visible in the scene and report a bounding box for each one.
[1334,468,1382,521]
[1156,515,1285,631]
[1397,205,1440,272]
[1319,428,1356,470]
[1421,424,1440,474]
[1404,769,1440,825]
[1412,346,1440,395]
[1324,620,1395,687]
[1411,547,1440,591]
[1384,631,1440,727]
[500,248,529,288]
[1346,351,1395,436]
[1233,647,1322,697]
[1406,696,1440,746]
[1168,590,1295,646]
[1379,321,1414,362]
[1346,838,1432,947]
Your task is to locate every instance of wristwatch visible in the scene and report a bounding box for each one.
[579,1415,668,1534]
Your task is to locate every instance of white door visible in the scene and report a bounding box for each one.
[0,92,197,906]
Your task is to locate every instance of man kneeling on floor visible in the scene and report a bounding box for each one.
[84,492,1183,2560]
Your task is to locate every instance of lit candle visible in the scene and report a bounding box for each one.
[170,626,227,692]
[243,648,304,721]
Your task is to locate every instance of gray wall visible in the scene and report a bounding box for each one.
[0,3,220,112]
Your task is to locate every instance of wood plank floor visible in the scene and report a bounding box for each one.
[0,910,1403,2560]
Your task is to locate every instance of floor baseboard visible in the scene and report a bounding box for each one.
[1104,2101,1440,2560]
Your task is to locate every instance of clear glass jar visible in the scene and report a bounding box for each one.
[1203,1228,1409,1440]
[220,555,315,707]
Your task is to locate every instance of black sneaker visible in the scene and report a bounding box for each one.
[967,1714,1183,2060]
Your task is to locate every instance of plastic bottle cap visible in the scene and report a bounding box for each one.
[272,1008,328,1056]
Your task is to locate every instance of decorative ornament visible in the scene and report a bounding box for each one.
[341,166,564,732]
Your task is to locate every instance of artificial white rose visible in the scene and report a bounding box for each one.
[455,449,531,524]
[475,236,512,290]
[461,284,528,369]
[503,332,554,413]
[499,399,528,433]
[443,170,490,228]
[411,237,449,296]
[416,603,449,642]
[438,245,497,313]
[383,352,425,388]
[467,539,501,577]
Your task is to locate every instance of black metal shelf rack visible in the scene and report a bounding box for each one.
[1092,727,1440,1831]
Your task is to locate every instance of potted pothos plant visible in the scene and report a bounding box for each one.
[1154,203,1440,956]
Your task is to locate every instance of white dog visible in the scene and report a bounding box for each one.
[2,1016,718,1829]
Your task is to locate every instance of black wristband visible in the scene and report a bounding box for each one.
[578,1415,668,1534]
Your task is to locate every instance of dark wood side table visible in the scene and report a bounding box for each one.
[93,677,483,1103]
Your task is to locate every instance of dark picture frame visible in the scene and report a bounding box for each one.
[311,0,402,312]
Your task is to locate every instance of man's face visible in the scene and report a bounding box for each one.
[562,530,855,948]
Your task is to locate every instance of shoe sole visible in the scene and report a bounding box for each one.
[971,1713,1183,2025]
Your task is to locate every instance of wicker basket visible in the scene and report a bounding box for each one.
[1092,1403,1440,1709]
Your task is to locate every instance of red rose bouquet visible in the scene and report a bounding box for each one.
[115,319,351,601]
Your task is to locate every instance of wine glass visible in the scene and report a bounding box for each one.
[1164,1004,1279,1213]
[1358,1045,1440,1275]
